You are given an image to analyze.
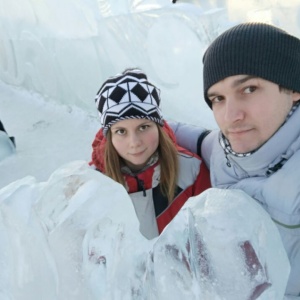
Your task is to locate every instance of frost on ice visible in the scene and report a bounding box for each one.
[0,161,290,299]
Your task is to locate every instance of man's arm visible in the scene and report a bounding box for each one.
[168,121,211,157]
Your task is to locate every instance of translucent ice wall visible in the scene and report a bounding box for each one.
[0,0,300,127]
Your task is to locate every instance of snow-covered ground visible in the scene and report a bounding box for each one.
[0,0,299,299]
[0,81,99,188]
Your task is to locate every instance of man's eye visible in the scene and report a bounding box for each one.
[210,96,223,104]
[244,86,256,94]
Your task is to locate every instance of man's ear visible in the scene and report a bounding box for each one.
[292,91,300,102]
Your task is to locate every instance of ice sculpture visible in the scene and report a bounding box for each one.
[0,161,289,299]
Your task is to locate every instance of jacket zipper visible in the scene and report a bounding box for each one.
[225,151,231,167]
[135,176,146,197]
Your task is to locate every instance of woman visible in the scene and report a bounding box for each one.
[90,69,210,239]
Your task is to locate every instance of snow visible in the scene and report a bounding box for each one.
[0,0,299,299]
[0,82,98,188]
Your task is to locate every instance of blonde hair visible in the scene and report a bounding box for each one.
[104,125,179,203]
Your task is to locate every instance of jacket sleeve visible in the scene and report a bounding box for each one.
[192,159,211,196]
[201,129,219,169]
[168,121,210,157]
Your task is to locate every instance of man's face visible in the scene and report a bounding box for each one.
[207,75,300,153]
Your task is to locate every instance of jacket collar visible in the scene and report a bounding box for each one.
[121,152,159,176]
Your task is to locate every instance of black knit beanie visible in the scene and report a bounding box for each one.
[203,22,300,108]
[95,69,164,136]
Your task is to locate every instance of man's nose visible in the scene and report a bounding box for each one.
[224,97,245,123]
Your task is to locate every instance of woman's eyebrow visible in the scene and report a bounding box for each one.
[111,126,125,130]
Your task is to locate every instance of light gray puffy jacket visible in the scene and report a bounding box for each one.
[171,106,300,298]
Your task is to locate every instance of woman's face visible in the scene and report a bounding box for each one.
[110,119,159,171]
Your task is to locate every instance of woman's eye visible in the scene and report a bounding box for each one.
[115,129,126,135]
[139,125,150,131]
[244,86,256,94]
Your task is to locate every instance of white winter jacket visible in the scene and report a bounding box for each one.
[171,106,300,298]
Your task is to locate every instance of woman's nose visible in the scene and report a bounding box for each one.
[129,132,142,147]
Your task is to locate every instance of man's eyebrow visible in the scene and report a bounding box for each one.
[207,75,259,98]
[231,75,258,88]
[207,91,218,98]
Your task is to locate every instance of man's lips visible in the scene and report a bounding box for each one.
[227,128,253,135]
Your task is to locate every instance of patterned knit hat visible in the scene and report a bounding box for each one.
[95,69,164,135]
[203,22,300,108]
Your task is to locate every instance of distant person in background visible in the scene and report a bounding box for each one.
[171,22,300,298]
[0,119,16,161]
[0,120,15,146]
[89,68,211,240]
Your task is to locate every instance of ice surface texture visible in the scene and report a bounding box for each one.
[0,161,289,299]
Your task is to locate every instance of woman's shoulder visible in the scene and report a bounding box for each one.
[89,128,106,171]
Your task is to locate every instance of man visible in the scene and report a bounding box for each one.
[172,23,300,298]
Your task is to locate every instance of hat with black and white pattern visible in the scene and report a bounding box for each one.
[95,69,164,136]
